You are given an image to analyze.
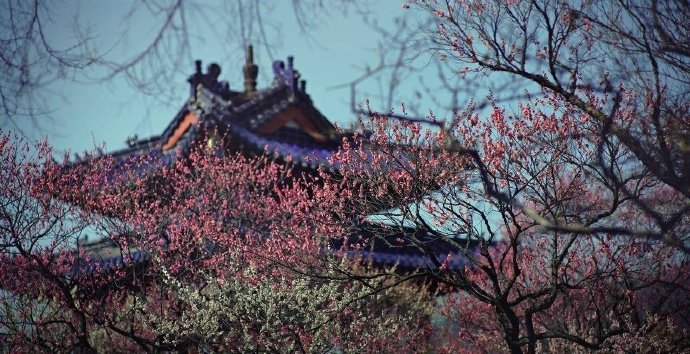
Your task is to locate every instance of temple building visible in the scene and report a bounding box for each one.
[110,46,341,176]
[74,46,472,275]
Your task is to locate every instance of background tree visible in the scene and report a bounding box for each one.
[0,1,96,131]
[0,0,362,133]
[315,0,690,351]
[400,0,690,249]
[325,98,690,352]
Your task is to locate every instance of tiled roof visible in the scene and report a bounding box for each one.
[64,55,481,276]
[71,249,151,277]
[346,249,468,270]
[93,81,336,178]
[69,239,151,277]
[228,124,336,169]
[333,225,476,271]
[78,232,471,275]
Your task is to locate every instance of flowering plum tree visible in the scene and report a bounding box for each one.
[324,97,690,352]
[0,134,433,352]
[2,100,689,352]
[403,0,690,250]
[0,134,117,352]
[315,0,690,351]
[117,149,434,352]
[2,1,689,352]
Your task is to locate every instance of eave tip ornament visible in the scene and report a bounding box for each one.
[273,55,306,95]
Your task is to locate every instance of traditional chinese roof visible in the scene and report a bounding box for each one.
[71,238,151,277]
[89,46,340,180]
[70,45,475,273]
[74,224,472,277]
[337,223,476,270]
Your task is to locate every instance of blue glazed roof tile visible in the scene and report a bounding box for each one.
[69,247,151,278]
[228,124,337,169]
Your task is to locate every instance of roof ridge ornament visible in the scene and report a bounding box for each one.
[272,55,307,95]
[243,44,259,93]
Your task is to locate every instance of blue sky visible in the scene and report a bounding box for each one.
[16,1,436,156]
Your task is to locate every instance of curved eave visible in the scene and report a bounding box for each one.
[228,123,338,170]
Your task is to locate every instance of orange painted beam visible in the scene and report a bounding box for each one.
[162,113,199,151]
[257,106,328,143]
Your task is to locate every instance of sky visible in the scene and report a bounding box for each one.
[16,1,434,156]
